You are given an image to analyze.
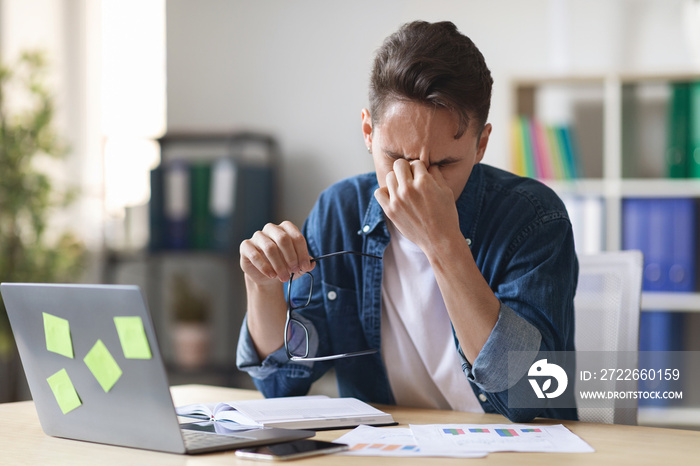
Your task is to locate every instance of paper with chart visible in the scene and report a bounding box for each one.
[409,424,594,454]
[334,425,487,458]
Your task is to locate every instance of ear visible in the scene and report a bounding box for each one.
[475,123,492,163]
[361,108,373,151]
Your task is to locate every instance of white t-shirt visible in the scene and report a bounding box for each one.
[380,222,483,412]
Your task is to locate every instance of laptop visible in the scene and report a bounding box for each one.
[0,283,314,454]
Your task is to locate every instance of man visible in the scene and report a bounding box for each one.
[237,20,577,422]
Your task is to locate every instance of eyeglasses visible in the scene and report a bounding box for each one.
[284,250,382,361]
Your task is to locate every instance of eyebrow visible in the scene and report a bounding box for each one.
[382,147,461,165]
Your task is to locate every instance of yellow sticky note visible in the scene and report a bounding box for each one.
[113,316,152,359]
[83,340,122,393]
[43,312,74,358]
[46,368,82,414]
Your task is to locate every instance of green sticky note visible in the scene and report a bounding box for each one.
[46,368,82,414]
[113,316,152,359]
[83,339,122,393]
[43,312,74,358]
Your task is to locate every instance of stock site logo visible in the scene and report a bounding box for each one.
[528,359,568,399]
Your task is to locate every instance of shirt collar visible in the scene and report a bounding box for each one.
[456,163,485,242]
[358,182,386,237]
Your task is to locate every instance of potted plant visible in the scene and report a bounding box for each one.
[171,273,211,369]
[0,51,85,402]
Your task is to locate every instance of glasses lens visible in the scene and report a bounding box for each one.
[286,319,309,358]
[289,273,313,309]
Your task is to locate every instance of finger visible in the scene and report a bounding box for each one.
[385,170,399,199]
[374,186,390,211]
[263,222,303,274]
[279,221,314,273]
[428,163,447,184]
[253,227,293,281]
[392,158,413,186]
[240,239,276,280]
[410,159,429,178]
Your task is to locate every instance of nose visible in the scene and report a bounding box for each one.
[410,152,432,169]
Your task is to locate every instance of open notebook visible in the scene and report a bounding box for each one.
[177,394,396,430]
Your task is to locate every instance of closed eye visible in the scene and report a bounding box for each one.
[383,149,408,161]
[433,158,461,168]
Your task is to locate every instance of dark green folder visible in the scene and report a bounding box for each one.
[189,162,212,249]
[689,81,700,178]
[666,82,691,178]
[148,166,164,251]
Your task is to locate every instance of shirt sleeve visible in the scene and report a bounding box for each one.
[236,315,295,379]
[460,301,541,393]
[458,215,578,422]
[236,313,324,397]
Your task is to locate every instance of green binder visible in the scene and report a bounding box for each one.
[189,162,212,249]
[666,82,691,178]
[689,81,700,178]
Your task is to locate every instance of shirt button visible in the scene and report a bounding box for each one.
[327,291,338,301]
[362,225,370,233]
[478,393,487,402]
[466,238,472,247]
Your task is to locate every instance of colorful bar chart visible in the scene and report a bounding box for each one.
[442,428,465,435]
[441,427,540,437]
[350,443,419,452]
[442,428,495,435]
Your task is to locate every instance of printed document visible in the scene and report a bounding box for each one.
[410,423,594,454]
[334,425,486,458]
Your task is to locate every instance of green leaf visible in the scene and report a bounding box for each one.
[0,49,85,359]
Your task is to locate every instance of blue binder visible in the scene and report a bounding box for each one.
[622,198,695,406]
[668,199,696,291]
[623,197,696,293]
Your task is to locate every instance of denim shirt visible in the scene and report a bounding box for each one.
[237,163,578,422]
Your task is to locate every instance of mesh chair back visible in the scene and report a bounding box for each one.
[574,250,643,425]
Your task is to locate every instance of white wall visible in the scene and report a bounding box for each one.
[166,0,698,225]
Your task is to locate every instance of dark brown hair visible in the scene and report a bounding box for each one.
[369,21,493,139]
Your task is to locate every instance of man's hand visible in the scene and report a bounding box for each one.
[239,220,314,358]
[240,221,315,286]
[374,159,460,252]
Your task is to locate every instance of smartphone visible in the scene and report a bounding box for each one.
[235,439,348,461]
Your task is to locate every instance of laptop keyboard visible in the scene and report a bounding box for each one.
[181,429,252,450]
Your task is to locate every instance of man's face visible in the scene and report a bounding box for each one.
[362,100,491,201]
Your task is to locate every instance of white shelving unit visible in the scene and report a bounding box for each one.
[512,71,700,307]
[641,292,700,313]
[511,72,700,428]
